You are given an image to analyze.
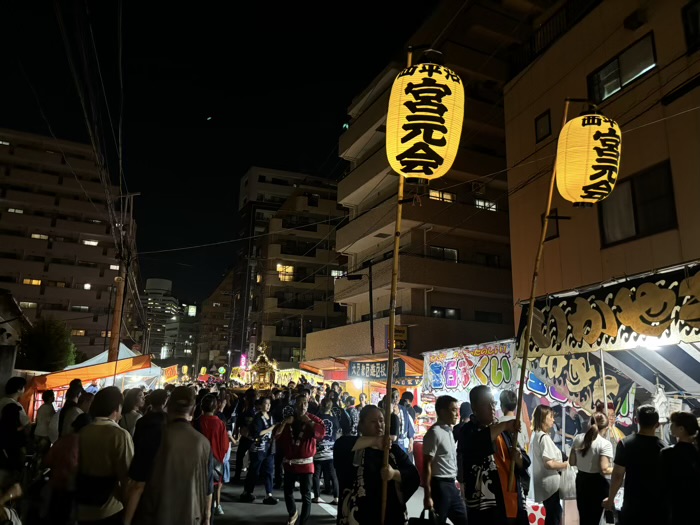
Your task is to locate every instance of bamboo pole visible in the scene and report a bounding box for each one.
[509,99,571,491]
[381,48,412,525]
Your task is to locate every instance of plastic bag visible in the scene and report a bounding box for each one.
[559,466,577,500]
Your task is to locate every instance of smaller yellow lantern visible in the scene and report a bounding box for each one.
[555,114,622,204]
[182,365,188,375]
[200,366,207,376]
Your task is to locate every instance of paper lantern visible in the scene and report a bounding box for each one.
[200,366,207,376]
[556,114,622,204]
[181,365,188,375]
[386,63,464,180]
[218,366,226,375]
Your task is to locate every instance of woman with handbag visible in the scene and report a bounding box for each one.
[569,412,614,525]
[195,394,229,516]
[530,405,569,525]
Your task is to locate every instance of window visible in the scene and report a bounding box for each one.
[31,233,48,240]
[101,330,112,337]
[22,279,41,286]
[429,246,458,262]
[445,308,461,320]
[83,283,91,290]
[277,263,294,282]
[19,302,37,309]
[0,140,9,146]
[82,239,99,246]
[110,264,120,271]
[599,160,676,246]
[475,311,504,324]
[535,110,551,143]
[589,34,656,103]
[7,208,23,214]
[71,329,86,337]
[307,194,320,207]
[683,1,700,53]
[71,305,89,312]
[256,273,262,283]
[212,302,221,307]
[475,199,497,211]
[429,189,456,202]
[331,270,345,278]
[430,306,460,319]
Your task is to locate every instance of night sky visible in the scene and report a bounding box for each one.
[1,1,437,302]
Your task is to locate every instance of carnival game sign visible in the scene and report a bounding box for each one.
[526,353,634,415]
[518,267,700,357]
[348,359,405,382]
[423,342,514,394]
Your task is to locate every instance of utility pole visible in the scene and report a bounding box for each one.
[299,312,304,362]
[364,259,375,354]
[107,193,139,362]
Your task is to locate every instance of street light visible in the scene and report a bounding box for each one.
[344,259,375,354]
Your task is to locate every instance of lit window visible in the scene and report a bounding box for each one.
[82,240,99,246]
[71,305,89,312]
[0,140,9,146]
[475,199,497,212]
[212,302,221,307]
[101,330,112,337]
[22,279,41,286]
[331,270,344,278]
[429,189,456,203]
[110,264,119,271]
[31,234,48,240]
[71,329,86,336]
[277,263,294,282]
[83,283,92,290]
[19,302,37,309]
[256,273,262,283]
[589,34,656,103]
[8,208,23,214]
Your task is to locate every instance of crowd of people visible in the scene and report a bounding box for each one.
[0,373,698,525]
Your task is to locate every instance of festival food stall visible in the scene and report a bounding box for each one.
[21,345,153,419]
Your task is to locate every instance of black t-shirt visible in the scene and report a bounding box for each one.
[614,434,665,518]
[129,411,168,482]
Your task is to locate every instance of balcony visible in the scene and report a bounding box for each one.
[338,146,393,206]
[339,89,391,161]
[58,198,108,217]
[1,213,51,230]
[336,197,509,254]
[0,235,47,254]
[510,0,603,76]
[55,218,110,236]
[5,189,54,206]
[1,259,44,277]
[334,253,512,303]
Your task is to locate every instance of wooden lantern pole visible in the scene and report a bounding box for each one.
[509,98,574,490]
[381,47,413,525]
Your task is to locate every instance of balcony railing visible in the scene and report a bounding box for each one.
[511,0,602,75]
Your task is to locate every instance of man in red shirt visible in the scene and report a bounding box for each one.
[275,394,325,525]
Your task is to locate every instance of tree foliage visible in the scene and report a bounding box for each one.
[16,318,77,372]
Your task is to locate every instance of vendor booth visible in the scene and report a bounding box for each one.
[21,344,154,419]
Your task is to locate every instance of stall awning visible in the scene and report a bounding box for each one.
[31,355,152,390]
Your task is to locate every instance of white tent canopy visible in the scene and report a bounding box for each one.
[64,344,162,378]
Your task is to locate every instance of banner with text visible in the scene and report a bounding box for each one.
[348,358,406,382]
[422,341,515,395]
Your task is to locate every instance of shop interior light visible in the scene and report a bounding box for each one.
[353,379,363,390]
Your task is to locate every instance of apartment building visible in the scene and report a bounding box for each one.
[163,303,198,361]
[231,167,342,365]
[141,278,179,357]
[0,128,138,359]
[505,0,700,323]
[197,269,235,367]
[305,0,559,360]
[257,186,346,363]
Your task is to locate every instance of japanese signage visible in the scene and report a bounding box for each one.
[163,365,178,383]
[348,359,406,381]
[385,325,408,350]
[526,352,635,415]
[556,114,622,204]
[386,62,464,180]
[518,266,700,357]
[423,341,515,394]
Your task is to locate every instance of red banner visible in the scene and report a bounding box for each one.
[163,365,178,382]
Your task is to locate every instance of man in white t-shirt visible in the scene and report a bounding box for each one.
[0,377,29,427]
[423,395,468,525]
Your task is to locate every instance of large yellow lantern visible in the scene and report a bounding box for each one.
[386,63,464,180]
[555,114,622,204]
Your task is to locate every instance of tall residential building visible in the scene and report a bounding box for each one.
[505,0,700,323]
[0,128,139,358]
[305,0,549,360]
[197,269,235,367]
[257,185,347,363]
[142,278,179,356]
[163,303,198,361]
[231,167,341,365]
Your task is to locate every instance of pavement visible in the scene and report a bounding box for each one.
[214,478,426,525]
